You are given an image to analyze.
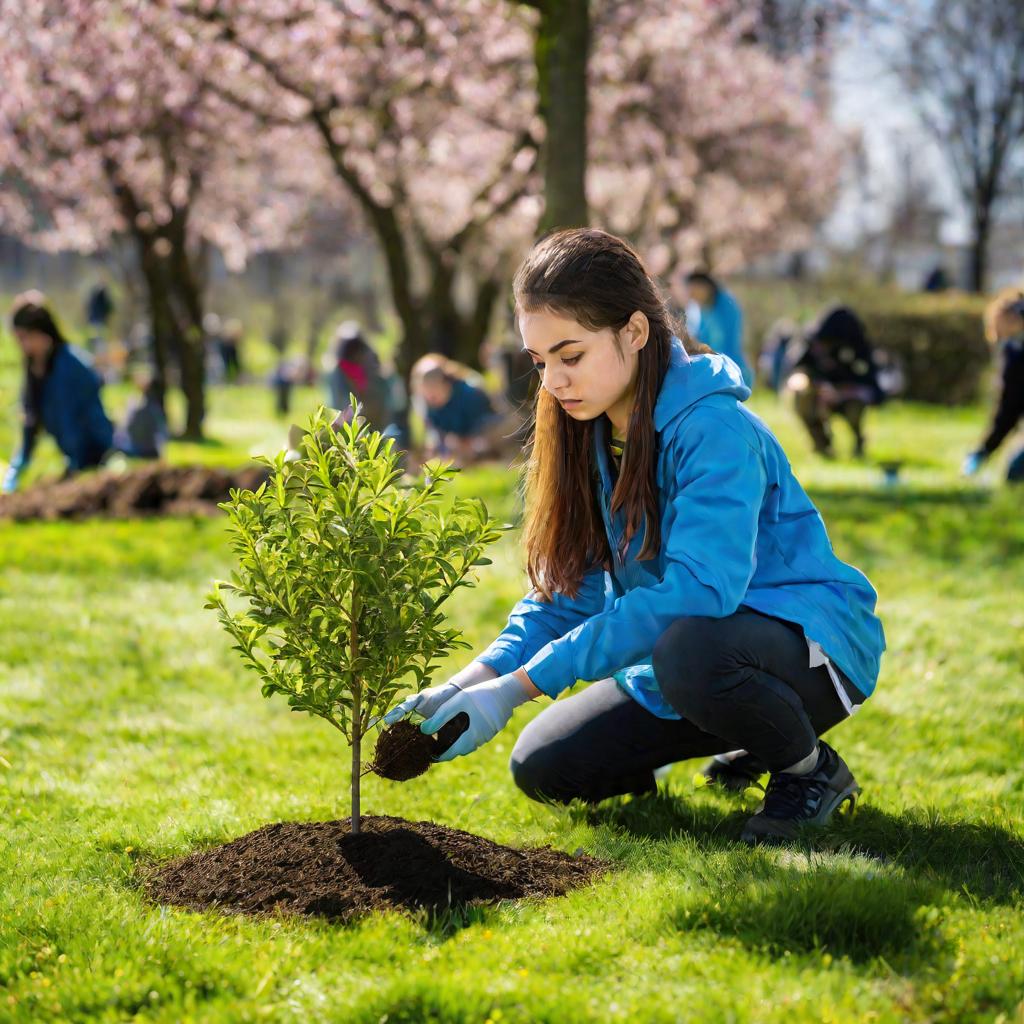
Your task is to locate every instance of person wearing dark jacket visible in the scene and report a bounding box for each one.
[113,374,167,460]
[787,306,883,458]
[324,321,402,437]
[2,292,113,493]
[963,290,1024,483]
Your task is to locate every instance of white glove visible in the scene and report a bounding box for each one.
[421,673,532,762]
[382,661,498,725]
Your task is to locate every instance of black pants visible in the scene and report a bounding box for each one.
[510,609,862,805]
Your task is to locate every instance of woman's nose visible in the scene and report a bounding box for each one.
[543,366,569,392]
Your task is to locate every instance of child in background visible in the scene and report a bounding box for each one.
[962,289,1024,483]
[684,270,753,388]
[786,306,883,459]
[114,373,167,460]
[410,354,521,466]
[324,321,402,437]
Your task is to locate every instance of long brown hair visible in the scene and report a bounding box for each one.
[515,229,689,600]
[10,291,67,427]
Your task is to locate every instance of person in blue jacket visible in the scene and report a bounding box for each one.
[411,354,519,465]
[386,229,885,845]
[2,292,114,493]
[685,270,753,387]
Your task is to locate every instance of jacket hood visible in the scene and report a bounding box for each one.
[653,340,751,431]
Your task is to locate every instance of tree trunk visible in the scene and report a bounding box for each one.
[534,0,590,233]
[968,200,991,293]
[166,211,208,440]
[133,231,176,416]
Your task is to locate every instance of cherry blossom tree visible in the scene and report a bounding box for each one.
[162,0,840,364]
[3,0,844,394]
[161,0,542,373]
[0,0,318,437]
[588,1,844,277]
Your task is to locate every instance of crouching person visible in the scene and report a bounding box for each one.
[3,292,113,493]
[386,230,885,846]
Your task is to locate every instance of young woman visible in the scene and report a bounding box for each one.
[386,230,885,845]
[962,289,1024,484]
[2,292,113,493]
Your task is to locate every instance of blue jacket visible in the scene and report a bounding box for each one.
[479,344,884,718]
[695,289,752,387]
[7,345,113,485]
[426,378,496,438]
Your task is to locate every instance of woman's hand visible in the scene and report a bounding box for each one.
[382,661,498,725]
[961,450,985,477]
[421,672,535,762]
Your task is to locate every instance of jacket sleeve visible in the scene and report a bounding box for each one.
[981,347,1024,455]
[4,420,40,490]
[477,566,608,678]
[523,411,766,697]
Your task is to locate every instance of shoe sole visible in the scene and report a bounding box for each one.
[740,780,861,846]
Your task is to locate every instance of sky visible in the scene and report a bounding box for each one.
[824,20,969,248]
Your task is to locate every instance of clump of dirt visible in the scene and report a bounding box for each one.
[0,464,269,521]
[369,713,470,781]
[146,815,606,922]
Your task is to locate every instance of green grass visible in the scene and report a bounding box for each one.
[1,382,1023,1023]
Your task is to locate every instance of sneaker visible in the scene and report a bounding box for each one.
[740,741,860,846]
[700,751,768,792]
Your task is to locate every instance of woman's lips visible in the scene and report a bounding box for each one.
[559,398,582,407]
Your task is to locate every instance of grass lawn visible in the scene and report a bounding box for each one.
[1,383,1023,1023]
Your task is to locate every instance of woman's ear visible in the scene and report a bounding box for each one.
[624,311,650,353]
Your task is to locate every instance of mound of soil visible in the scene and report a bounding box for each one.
[146,815,606,922]
[0,464,269,521]
[368,713,470,781]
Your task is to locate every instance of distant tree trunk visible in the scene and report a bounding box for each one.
[532,0,590,233]
[133,231,174,414]
[166,200,207,439]
[113,167,207,436]
[968,199,992,293]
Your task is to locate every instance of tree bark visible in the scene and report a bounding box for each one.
[533,0,590,233]
[968,200,992,293]
[133,230,175,415]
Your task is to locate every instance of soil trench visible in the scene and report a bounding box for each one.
[146,815,606,922]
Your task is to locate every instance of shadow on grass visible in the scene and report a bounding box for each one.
[807,486,1024,566]
[667,860,949,963]
[580,792,1024,905]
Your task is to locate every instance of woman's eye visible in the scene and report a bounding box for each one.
[563,354,583,366]
[532,362,544,373]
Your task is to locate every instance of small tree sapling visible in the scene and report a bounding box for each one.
[207,408,504,833]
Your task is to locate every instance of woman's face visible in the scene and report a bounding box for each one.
[994,308,1024,341]
[686,280,714,309]
[14,327,53,362]
[419,375,453,409]
[519,307,649,429]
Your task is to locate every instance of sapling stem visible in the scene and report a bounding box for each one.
[350,589,362,834]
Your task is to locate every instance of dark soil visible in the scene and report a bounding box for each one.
[0,464,269,521]
[369,713,470,781]
[146,815,606,922]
